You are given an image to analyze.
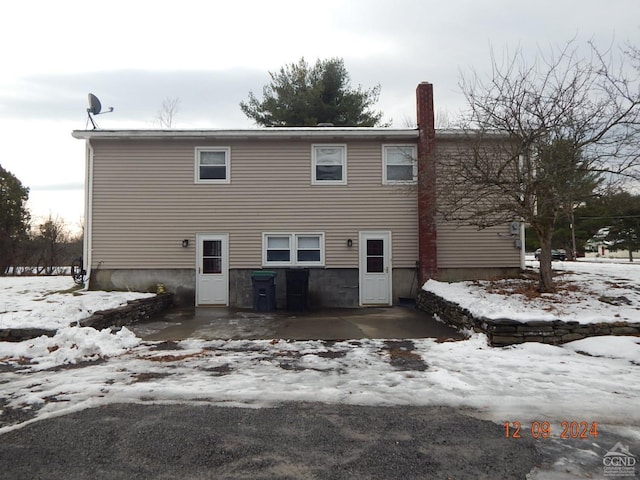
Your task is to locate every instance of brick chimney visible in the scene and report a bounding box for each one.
[416,82,437,285]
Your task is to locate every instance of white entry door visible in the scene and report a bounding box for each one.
[196,234,228,306]
[359,231,392,305]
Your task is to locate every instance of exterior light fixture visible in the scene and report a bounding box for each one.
[347,239,353,247]
[182,239,189,248]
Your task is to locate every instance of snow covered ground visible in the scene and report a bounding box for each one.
[0,265,639,478]
[0,276,154,329]
[425,257,640,323]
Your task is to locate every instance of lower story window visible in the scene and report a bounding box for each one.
[266,235,291,262]
[263,233,324,266]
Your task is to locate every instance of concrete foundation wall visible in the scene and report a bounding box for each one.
[436,267,522,283]
[91,269,195,306]
[393,268,419,301]
[230,269,360,309]
[91,268,417,309]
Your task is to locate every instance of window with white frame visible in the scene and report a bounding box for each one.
[383,145,417,184]
[195,147,230,183]
[312,145,346,184]
[263,233,324,266]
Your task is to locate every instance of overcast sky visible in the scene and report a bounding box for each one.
[1,0,638,228]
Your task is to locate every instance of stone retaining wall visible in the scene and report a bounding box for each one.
[0,327,57,342]
[417,290,640,346]
[79,293,174,330]
[0,294,174,342]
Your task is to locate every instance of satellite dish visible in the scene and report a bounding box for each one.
[88,93,102,115]
[86,93,114,129]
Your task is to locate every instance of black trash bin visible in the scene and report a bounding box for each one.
[251,271,277,312]
[286,268,310,311]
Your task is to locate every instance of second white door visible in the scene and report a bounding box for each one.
[359,231,391,305]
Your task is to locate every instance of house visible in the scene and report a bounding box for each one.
[72,83,523,308]
[585,226,639,260]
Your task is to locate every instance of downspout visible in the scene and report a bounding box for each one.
[83,139,94,288]
[520,222,526,271]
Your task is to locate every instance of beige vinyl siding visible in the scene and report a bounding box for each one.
[90,138,418,270]
[436,222,520,268]
[433,134,520,270]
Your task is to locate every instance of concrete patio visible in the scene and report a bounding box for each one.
[128,306,465,341]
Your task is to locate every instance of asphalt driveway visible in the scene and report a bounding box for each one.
[0,402,538,479]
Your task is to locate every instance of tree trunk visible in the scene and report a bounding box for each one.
[537,230,556,293]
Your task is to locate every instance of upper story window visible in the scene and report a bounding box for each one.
[383,145,417,184]
[263,233,325,267]
[195,147,230,184]
[312,144,347,185]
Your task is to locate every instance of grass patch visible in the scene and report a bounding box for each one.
[142,351,207,362]
[43,284,85,296]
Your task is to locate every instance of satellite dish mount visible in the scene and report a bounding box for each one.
[87,93,114,129]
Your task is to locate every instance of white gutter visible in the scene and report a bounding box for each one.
[83,139,94,288]
[71,128,419,140]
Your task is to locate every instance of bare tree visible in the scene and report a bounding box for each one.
[34,215,70,275]
[155,97,181,128]
[437,41,640,292]
[435,107,455,129]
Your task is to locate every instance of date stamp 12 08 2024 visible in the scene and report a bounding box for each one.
[504,421,599,440]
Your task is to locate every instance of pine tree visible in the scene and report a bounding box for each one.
[0,164,30,274]
[240,58,385,127]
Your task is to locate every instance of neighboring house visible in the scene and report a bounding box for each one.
[72,83,523,308]
[585,227,639,259]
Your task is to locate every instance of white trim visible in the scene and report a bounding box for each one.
[194,147,231,184]
[311,144,347,185]
[262,232,325,267]
[382,144,417,185]
[83,139,94,287]
[72,128,419,140]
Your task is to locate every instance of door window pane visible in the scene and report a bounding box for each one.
[202,240,222,274]
[203,240,221,257]
[367,239,384,256]
[366,239,384,273]
[367,257,384,273]
[203,258,222,274]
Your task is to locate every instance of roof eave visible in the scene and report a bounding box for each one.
[71,128,420,141]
